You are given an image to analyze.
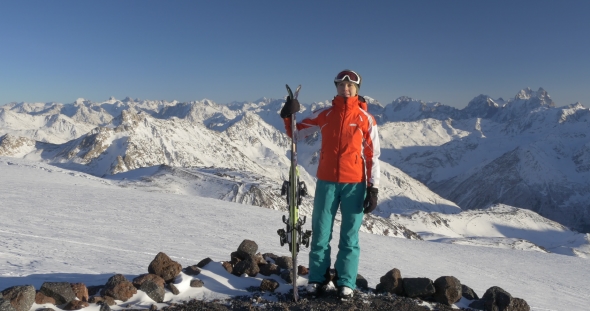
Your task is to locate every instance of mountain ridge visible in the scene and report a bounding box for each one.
[2,87,590,236]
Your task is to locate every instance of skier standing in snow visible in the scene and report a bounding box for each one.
[279,69,380,299]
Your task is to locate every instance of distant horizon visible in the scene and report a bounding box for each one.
[1,86,585,109]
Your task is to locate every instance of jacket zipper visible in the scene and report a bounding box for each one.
[337,97,348,183]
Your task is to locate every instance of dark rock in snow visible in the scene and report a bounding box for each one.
[190,279,204,288]
[233,259,259,277]
[462,284,479,300]
[40,282,77,305]
[262,253,279,263]
[196,257,213,268]
[99,301,112,311]
[280,269,293,284]
[0,286,35,311]
[510,298,531,311]
[167,283,180,295]
[480,286,530,311]
[236,239,258,259]
[274,256,293,270]
[298,265,309,276]
[183,265,202,276]
[259,263,281,276]
[0,299,17,311]
[87,285,103,296]
[62,300,89,310]
[433,276,462,305]
[253,253,267,266]
[139,281,165,303]
[70,283,89,302]
[402,278,435,299]
[230,252,242,265]
[221,261,233,274]
[132,274,166,289]
[356,274,369,290]
[101,274,137,302]
[259,279,279,292]
[35,292,56,305]
[148,252,182,282]
[377,268,404,295]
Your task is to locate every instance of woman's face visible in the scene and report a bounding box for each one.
[337,81,358,97]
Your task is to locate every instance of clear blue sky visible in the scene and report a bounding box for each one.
[1,0,589,108]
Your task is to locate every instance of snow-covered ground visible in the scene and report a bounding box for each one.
[1,158,589,310]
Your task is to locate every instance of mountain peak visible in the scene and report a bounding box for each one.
[515,87,550,102]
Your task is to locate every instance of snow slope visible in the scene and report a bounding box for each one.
[1,158,589,311]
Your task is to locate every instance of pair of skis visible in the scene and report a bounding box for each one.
[277,84,312,302]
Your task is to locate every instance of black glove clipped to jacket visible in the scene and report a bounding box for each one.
[363,186,378,214]
[280,96,300,118]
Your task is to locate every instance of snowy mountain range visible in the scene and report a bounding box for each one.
[1,88,589,257]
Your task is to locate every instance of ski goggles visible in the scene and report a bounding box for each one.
[334,70,361,84]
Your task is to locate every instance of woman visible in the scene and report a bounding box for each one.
[280,69,381,299]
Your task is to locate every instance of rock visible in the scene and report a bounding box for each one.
[377,268,404,295]
[433,276,462,305]
[229,252,242,266]
[101,296,116,306]
[253,253,267,266]
[190,279,204,288]
[232,259,259,277]
[478,286,530,311]
[149,304,157,311]
[260,279,279,292]
[510,298,531,311]
[482,286,512,311]
[99,301,112,311]
[280,269,293,284]
[63,300,90,310]
[462,284,479,300]
[0,286,35,311]
[259,263,281,276]
[221,261,233,274]
[402,278,435,299]
[34,292,56,305]
[183,265,201,276]
[196,257,213,268]
[87,285,103,296]
[236,239,258,259]
[274,256,293,270]
[40,282,77,305]
[70,283,89,302]
[167,283,180,295]
[356,274,369,290]
[139,281,165,303]
[88,296,117,310]
[148,252,182,283]
[132,274,166,289]
[297,265,309,276]
[101,274,137,302]
[262,253,279,263]
[0,300,16,311]
[469,300,486,310]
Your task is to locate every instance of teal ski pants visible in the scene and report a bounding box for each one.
[308,179,365,289]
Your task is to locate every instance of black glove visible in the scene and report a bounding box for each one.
[280,96,300,118]
[363,186,378,214]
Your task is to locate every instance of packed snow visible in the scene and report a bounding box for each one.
[1,158,589,311]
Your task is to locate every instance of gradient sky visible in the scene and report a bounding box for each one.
[1,0,589,108]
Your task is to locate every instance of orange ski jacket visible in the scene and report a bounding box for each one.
[284,95,381,187]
